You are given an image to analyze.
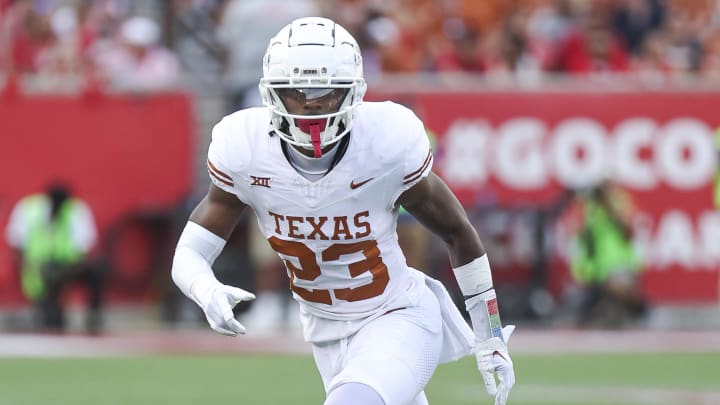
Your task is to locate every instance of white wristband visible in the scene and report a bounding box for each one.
[452,255,493,296]
[177,221,226,264]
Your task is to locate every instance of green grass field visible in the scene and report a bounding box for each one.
[0,353,718,405]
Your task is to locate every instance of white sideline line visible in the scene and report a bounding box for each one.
[506,330,720,354]
[451,384,720,405]
[1,329,719,357]
[0,331,311,357]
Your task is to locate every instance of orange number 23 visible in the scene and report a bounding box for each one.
[267,237,389,305]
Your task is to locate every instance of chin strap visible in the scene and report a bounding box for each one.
[309,123,323,157]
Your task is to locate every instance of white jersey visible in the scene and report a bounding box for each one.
[206,101,433,342]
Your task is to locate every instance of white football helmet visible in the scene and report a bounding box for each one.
[259,17,367,157]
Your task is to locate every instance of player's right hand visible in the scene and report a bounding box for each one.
[199,285,255,336]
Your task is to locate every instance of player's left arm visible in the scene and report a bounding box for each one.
[397,171,483,267]
[398,172,515,405]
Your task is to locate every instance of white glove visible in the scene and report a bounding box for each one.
[475,325,515,405]
[195,284,256,336]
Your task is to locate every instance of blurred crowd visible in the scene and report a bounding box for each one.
[0,0,178,92]
[3,0,720,95]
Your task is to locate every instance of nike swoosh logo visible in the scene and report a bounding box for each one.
[350,177,374,189]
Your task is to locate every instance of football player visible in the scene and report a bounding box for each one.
[172,17,515,405]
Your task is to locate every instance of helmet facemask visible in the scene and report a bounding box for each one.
[259,18,367,158]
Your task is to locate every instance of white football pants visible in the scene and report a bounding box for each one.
[313,285,442,405]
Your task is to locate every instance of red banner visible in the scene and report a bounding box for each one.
[370,91,719,303]
[0,93,194,305]
[1,91,716,305]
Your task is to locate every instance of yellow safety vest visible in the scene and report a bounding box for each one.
[20,195,82,300]
[571,197,640,284]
